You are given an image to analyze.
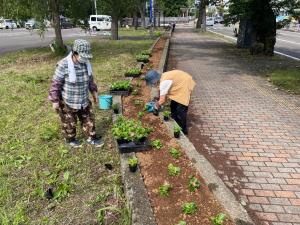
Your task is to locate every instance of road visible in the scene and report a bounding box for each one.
[0,28,108,55]
[208,24,300,61]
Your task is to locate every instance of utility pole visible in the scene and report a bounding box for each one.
[94,0,98,15]
[149,0,155,37]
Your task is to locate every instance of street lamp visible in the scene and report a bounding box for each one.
[94,0,98,15]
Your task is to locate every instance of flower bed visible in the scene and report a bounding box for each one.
[122,37,235,225]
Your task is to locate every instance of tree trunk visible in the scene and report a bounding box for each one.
[201,6,206,31]
[196,1,206,29]
[133,11,138,29]
[51,0,64,49]
[138,1,146,28]
[111,13,119,40]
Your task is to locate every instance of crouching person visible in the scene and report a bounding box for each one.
[48,39,103,148]
[145,69,196,135]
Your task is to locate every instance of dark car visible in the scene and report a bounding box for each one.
[60,17,73,29]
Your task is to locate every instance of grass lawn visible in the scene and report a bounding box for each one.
[268,68,300,94]
[0,37,153,224]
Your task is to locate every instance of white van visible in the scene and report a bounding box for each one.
[89,15,111,31]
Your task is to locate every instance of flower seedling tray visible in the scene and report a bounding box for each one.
[117,139,150,153]
[124,73,141,78]
[110,90,131,96]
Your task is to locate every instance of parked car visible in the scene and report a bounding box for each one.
[89,15,111,31]
[0,19,17,29]
[60,17,73,29]
[214,16,224,24]
[206,17,214,26]
[25,19,38,29]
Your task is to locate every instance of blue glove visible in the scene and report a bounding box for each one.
[145,101,156,112]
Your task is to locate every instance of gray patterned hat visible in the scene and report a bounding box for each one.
[73,39,93,59]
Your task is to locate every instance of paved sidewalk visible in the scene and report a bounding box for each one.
[169,24,300,225]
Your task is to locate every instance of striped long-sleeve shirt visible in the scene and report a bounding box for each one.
[48,57,98,109]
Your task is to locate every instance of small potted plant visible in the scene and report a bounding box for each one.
[112,103,119,114]
[128,156,138,172]
[163,111,171,121]
[174,124,182,138]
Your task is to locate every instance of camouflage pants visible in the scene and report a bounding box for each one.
[58,100,96,141]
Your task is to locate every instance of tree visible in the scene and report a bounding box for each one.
[225,0,300,55]
[157,0,189,17]
[0,0,93,52]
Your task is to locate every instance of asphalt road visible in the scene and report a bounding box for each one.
[0,28,107,55]
[208,24,300,61]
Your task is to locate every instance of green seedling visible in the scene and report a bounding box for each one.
[112,103,119,110]
[175,221,187,225]
[125,67,141,76]
[53,171,71,201]
[174,124,182,133]
[138,111,145,118]
[136,54,150,62]
[112,116,152,141]
[136,80,142,88]
[168,163,181,176]
[182,202,197,215]
[169,148,181,159]
[158,183,172,197]
[211,213,227,225]
[151,139,163,150]
[128,157,138,167]
[141,49,151,56]
[110,80,132,91]
[134,99,144,106]
[163,111,171,117]
[188,176,201,192]
[132,89,139,96]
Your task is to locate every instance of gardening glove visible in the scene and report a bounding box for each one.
[52,102,59,111]
[92,92,99,105]
[153,103,160,116]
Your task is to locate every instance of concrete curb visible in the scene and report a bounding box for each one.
[150,30,255,225]
[112,95,156,225]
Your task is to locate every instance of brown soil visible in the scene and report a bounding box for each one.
[122,37,235,225]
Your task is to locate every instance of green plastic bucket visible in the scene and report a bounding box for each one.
[99,95,113,110]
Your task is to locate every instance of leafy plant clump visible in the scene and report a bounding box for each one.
[158,183,172,197]
[169,148,181,159]
[125,67,141,76]
[211,213,227,225]
[128,157,138,167]
[175,221,187,225]
[141,49,151,56]
[182,202,197,215]
[132,89,139,96]
[174,124,182,133]
[112,116,152,142]
[151,139,163,150]
[163,111,171,118]
[136,54,150,63]
[188,176,201,192]
[137,111,144,118]
[134,99,144,106]
[110,80,132,91]
[168,163,181,176]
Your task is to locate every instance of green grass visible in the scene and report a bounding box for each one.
[0,37,153,224]
[268,69,300,94]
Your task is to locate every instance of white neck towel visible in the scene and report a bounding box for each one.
[67,52,93,83]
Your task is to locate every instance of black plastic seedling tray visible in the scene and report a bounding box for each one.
[117,140,150,153]
[110,90,131,96]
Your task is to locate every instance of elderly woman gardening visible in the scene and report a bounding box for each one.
[48,39,103,148]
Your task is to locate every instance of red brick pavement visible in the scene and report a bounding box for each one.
[168,24,300,225]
